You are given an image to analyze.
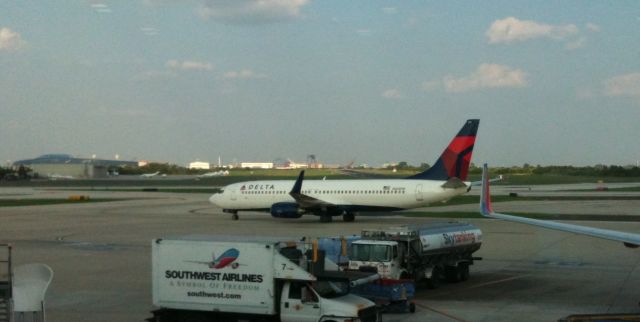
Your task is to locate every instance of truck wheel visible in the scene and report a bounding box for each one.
[342,212,355,222]
[232,213,239,220]
[445,265,460,283]
[425,267,441,289]
[425,276,439,289]
[459,263,470,281]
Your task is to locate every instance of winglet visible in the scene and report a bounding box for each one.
[290,170,305,196]
[479,163,493,216]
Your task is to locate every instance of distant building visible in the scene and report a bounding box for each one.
[188,161,210,170]
[13,154,137,178]
[382,162,398,168]
[288,161,309,169]
[240,162,274,169]
[308,163,324,169]
[274,158,323,169]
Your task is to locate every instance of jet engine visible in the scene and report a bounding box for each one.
[270,202,303,219]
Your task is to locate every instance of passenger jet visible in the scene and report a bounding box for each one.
[210,119,480,222]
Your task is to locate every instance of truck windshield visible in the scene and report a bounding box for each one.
[312,280,349,299]
[351,244,390,262]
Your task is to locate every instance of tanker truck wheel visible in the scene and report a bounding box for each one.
[445,265,461,283]
[458,263,470,281]
[425,267,441,289]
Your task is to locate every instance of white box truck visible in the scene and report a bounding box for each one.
[149,235,380,322]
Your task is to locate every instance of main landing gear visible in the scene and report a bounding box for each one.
[319,214,333,223]
[342,212,355,222]
[223,209,239,220]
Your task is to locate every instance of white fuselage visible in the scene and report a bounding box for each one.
[209,179,469,212]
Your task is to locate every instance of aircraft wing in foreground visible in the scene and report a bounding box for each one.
[480,163,640,248]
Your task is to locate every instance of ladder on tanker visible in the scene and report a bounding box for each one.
[0,244,12,322]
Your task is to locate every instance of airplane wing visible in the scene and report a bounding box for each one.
[290,171,337,209]
[469,174,503,187]
[480,163,640,248]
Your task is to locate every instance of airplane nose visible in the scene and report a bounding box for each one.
[209,192,222,206]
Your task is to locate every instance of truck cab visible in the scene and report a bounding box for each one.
[348,240,405,280]
[281,279,378,322]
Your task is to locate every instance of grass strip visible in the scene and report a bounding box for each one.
[0,198,129,207]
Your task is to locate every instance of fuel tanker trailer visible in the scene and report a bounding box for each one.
[347,222,482,288]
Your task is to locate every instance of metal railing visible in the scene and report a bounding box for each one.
[0,244,12,322]
[0,244,11,299]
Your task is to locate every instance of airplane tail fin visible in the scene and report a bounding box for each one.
[479,163,493,216]
[407,119,479,181]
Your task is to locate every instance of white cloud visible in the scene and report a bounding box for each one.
[443,64,528,92]
[197,0,309,24]
[381,89,402,99]
[132,70,176,81]
[576,88,596,100]
[586,23,601,33]
[382,7,397,15]
[91,3,112,13]
[0,27,25,52]
[223,69,267,79]
[166,60,214,71]
[422,80,441,92]
[565,36,586,50]
[140,26,158,36]
[604,73,640,98]
[486,17,578,44]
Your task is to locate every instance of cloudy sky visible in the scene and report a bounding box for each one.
[1,1,639,167]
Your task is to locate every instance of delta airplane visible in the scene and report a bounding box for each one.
[480,164,640,248]
[209,119,480,222]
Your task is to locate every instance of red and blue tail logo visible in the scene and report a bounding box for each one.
[186,248,241,269]
[408,119,479,181]
[209,248,240,269]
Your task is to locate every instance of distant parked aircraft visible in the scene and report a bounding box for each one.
[210,119,480,222]
[480,163,640,248]
[140,171,160,178]
[198,170,229,178]
[48,174,74,180]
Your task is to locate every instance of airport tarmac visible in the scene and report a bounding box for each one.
[1,187,639,322]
